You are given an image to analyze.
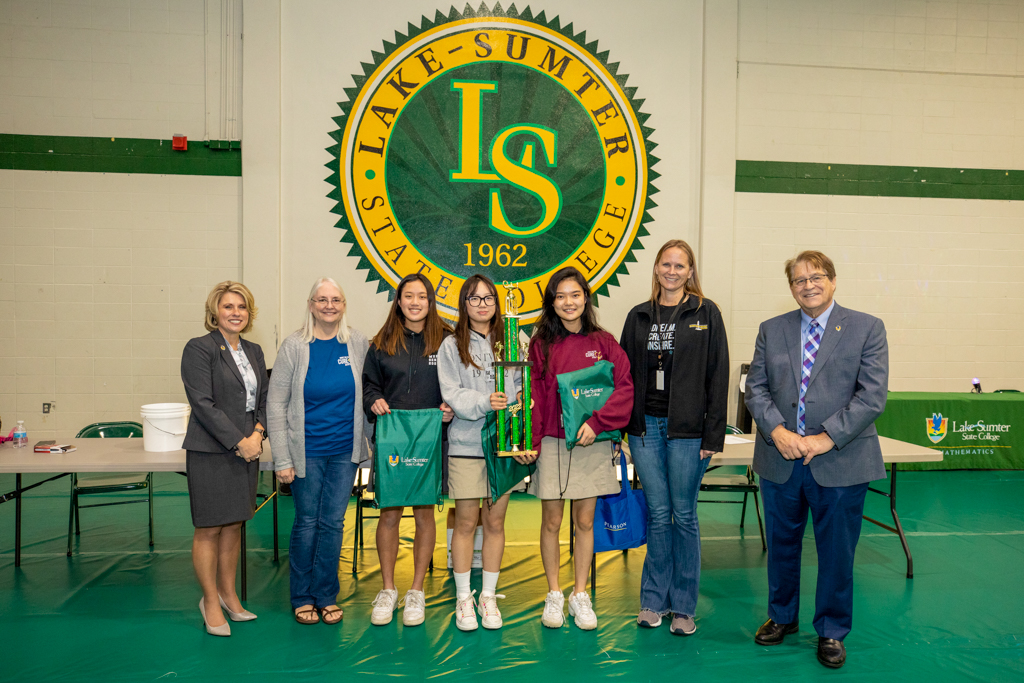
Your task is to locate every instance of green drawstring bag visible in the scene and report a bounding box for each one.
[481,411,535,504]
[372,408,443,509]
[557,360,623,450]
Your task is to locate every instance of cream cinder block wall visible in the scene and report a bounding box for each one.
[731,192,1024,391]
[730,0,1024,394]
[0,169,241,440]
[0,0,207,139]
[1,0,242,440]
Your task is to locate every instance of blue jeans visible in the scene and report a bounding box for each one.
[630,415,709,617]
[289,454,359,609]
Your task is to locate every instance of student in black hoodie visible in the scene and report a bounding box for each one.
[619,239,729,636]
[363,274,453,627]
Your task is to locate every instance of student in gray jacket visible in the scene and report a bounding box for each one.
[438,275,532,632]
[268,277,370,627]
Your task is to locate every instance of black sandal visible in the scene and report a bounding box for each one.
[320,606,344,625]
[294,606,320,625]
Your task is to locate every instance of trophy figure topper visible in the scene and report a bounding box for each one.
[492,282,536,457]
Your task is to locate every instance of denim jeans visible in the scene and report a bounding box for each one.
[289,454,359,609]
[629,415,709,617]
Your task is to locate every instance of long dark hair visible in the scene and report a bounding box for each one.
[531,267,603,375]
[372,274,453,356]
[454,274,504,370]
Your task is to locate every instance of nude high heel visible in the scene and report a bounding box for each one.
[200,597,231,636]
[219,594,257,622]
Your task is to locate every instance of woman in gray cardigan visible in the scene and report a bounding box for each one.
[268,277,370,626]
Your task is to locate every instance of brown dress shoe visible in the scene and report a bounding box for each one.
[817,637,846,668]
[754,618,799,645]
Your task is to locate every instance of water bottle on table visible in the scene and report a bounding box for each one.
[13,420,27,448]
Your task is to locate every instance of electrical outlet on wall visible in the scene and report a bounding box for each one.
[42,402,55,414]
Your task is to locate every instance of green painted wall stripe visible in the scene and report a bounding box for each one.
[736,160,1024,200]
[0,134,241,176]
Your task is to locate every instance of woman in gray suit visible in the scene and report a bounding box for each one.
[268,277,370,626]
[181,281,268,637]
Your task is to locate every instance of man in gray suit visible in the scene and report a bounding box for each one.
[744,250,888,669]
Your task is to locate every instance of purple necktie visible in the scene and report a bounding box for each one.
[797,320,821,436]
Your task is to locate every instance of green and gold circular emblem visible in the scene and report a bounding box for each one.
[327,4,657,324]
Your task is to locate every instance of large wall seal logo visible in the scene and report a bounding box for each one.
[327,4,657,324]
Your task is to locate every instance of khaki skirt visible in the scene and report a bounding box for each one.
[528,436,618,501]
[448,456,489,500]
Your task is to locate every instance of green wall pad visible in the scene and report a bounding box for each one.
[736,160,1024,200]
[1,471,1022,681]
[0,135,241,176]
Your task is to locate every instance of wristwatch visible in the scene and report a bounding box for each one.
[255,426,267,441]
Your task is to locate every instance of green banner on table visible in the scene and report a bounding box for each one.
[874,392,1023,470]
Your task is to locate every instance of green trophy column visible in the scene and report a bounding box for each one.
[495,352,506,452]
[505,316,521,449]
[522,363,532,452]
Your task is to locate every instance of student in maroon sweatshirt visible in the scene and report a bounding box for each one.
[527,266,634,631]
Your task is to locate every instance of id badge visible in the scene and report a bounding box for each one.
[656,370,665,391]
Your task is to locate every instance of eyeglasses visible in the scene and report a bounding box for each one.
[312,297,345,306]
[790,274,828,288]
[467,295,496,306]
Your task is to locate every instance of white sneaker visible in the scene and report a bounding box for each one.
[567,591,597,630]
[455,590,478,631]
[401,589,426,626]
[478,593,505,630]
[541,590,565,628]
[370,588,398,626]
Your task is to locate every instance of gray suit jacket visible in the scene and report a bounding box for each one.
[181,331,268,454]
[744,302,889,487]
[267,328,372,478]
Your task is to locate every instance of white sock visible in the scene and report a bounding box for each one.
[481,570,500,597]
[454,570,472,599]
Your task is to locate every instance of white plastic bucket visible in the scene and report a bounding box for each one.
[140,403,191,452]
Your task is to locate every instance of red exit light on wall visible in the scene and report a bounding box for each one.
[172,134,187,151]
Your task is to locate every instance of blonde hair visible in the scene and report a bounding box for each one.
[300,277,351,343]
[650,239,704,306]
[204,281,257,334]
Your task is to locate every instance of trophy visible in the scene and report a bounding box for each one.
[493,282,535,457]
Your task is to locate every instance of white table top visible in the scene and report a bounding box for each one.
[709,435,943,467]
[0,439,275,474]
[0,434,941,475]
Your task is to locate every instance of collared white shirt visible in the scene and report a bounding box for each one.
[223,334,258,412]
[800,300,836,353]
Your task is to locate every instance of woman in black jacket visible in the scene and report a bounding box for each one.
[362,273,453,628]
[619,240,729,636]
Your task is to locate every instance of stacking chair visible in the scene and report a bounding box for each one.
[350,467,433,574]
[698,424,766,551]
[68,422,153,556]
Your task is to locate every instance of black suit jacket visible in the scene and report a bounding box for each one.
[181,331,268,454]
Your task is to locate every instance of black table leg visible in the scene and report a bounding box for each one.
[888,463,913,578]
[864,463,914,579]
[15,473,22,568]
[240,521,247,601]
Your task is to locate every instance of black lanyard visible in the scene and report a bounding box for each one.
[654,298,687,371]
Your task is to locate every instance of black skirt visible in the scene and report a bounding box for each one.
[186,412,259,528]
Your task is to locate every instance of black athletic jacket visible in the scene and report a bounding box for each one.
[619,297,730,452]
[362,328,451,420]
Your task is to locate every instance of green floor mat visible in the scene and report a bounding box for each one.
[1,470,1022,681]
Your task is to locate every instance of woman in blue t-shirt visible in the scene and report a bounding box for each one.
[268,277,371,625]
